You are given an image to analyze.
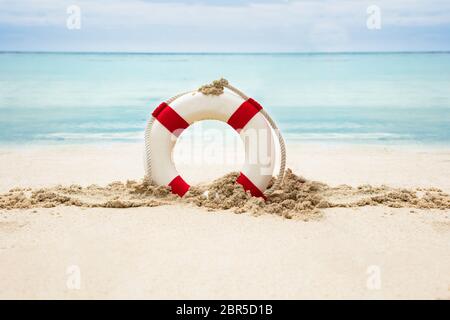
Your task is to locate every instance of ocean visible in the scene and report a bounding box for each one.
[0,52,449,145]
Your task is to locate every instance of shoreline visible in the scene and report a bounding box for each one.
[1,142,449,192]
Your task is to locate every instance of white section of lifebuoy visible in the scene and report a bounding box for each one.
[147,91,275,197]
[147,121,178,186]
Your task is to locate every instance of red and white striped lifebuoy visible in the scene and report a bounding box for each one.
[144,82,285,199]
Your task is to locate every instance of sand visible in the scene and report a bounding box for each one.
[0,143,450,299]
[1,169,448,220]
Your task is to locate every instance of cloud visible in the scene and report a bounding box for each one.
[1,0,450,28]
[0,0,449,51]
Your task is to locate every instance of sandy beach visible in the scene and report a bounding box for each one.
[0,143,449,299]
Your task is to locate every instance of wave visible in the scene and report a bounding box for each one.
[281,122,364,130]
[36,132,144,141]
[284,132,413,141]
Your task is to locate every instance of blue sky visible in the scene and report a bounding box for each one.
[0,0,449,52]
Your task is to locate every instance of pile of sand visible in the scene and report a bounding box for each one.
[1,169,449,220]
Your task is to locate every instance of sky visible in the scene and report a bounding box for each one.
[0,0,449,52]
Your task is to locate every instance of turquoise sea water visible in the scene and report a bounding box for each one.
[0,52,449,145]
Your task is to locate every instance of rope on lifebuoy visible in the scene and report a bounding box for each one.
[144,79,286,198]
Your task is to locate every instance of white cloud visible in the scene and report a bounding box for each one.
[1,0,449,28]
[0,0,449,51]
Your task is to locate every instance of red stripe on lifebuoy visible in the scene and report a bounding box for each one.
[236,172,266,200]
[227,98,263,132]
[152,102,169,118]
[168,175,190,197]
[152,102,189,136]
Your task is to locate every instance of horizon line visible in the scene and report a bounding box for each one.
[1,50,450,55]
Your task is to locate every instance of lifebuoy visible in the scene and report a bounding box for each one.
[144,81,286,199]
